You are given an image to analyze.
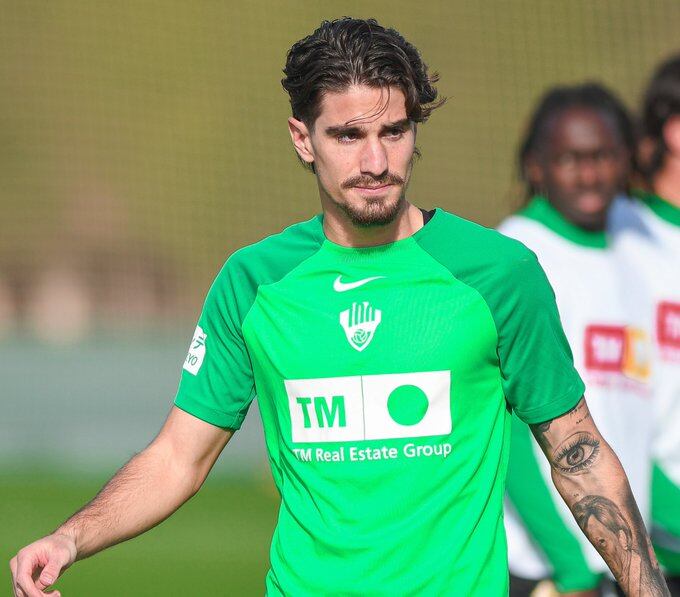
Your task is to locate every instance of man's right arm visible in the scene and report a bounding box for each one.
[9,407,233,597]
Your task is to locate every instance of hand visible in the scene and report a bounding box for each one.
[9,533,77,597]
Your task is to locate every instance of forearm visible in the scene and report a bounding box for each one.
[55,442,201,560]
[553,444,664,595]
[532,399,669,596]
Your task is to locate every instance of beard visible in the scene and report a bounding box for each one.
[324,170,410,227]
[337,192,407,227]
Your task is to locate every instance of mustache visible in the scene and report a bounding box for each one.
[341,173,405,190]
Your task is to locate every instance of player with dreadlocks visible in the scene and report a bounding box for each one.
[499,83,660,596]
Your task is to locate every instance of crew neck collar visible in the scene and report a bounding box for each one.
[635,190,680,227]
[318,207,441,254]
[519,195,608,249]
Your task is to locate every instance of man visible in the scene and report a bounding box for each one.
[498,84,657,597]
[610,54,680,595]
[9,18,669,597]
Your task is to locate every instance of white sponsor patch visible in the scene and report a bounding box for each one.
[285,370,451,443]
[183,325,207,375]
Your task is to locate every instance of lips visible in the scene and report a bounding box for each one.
[353,184,392,195]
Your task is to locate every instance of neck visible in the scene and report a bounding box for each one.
[653,154,680,207]
[521,196,608,248]
[321,198,423,248]
[546,196,607,232]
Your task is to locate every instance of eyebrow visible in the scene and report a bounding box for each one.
[324,118,411,137]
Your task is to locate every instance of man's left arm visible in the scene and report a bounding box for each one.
[531,397,669,596]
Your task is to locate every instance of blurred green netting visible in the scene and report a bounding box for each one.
[1,1,679,332]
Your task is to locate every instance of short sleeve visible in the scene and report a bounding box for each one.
[174,259,256,429]
[498,252,585,424]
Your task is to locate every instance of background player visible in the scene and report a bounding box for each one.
[499,83,655,596]
[611,54,680,595]
[10,19,669,597]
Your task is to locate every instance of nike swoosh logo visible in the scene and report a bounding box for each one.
[333,275,385,292]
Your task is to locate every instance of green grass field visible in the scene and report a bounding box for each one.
[1,471,279,596]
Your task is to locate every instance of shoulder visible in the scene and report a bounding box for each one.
[609,196,650,234]
[204,216,324,323]
[420,209,539,279]
[498,213,544,239]
[420,210,556,325]
[219,215,324,286]
[498,213,566,256]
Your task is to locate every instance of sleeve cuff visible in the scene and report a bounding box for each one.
[514,380,585,425]
[174,394,246,430]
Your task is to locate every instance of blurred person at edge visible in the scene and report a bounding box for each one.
[10,20,669,597]
[610,54,680,596]
[498,84,656,597]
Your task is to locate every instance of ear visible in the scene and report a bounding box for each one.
[524,154,544,189]
[288,117,315,166]
[662,114,680,156]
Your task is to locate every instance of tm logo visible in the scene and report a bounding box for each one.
[296,396,346,429]
[285,371,451,443]
[657,302,680,349]
[584,324,650,381]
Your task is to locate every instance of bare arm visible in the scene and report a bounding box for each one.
[531,398,668,597]
[10,407,232,597]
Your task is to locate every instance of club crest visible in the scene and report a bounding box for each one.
[339,301,382,352]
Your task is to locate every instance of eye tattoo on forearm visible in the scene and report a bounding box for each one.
[552,431,600,475]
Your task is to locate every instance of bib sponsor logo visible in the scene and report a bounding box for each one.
[584,324,650,381]
[285,371,451,443]
[183,325,207,375]
[339,301,382,352]
[657,302,680,349]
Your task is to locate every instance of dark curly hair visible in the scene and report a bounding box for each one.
[282,18,444,131]
[641,53,680,179]
[518,83,636,199]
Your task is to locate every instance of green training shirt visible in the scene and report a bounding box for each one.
[174,208,585,596]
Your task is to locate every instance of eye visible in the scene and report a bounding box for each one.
[555,153,577,168]
[594,149,618,163]
[384,128,405,140]
[336,132,359,144]
[553,432,600,474]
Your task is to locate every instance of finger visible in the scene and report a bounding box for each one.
[13,555,31,597]
[15,560,47,597]
[34,555,66,592]
[13,575,28,597]
[10,558,20,597]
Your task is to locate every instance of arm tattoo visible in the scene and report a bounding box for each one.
[574,495,667,595]
[552,432,600,475]
[529,398,669,595]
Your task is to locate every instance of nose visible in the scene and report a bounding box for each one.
[577,158,600,187]
[359,137,388,178]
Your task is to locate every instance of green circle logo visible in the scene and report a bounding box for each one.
[387,385,429,426]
